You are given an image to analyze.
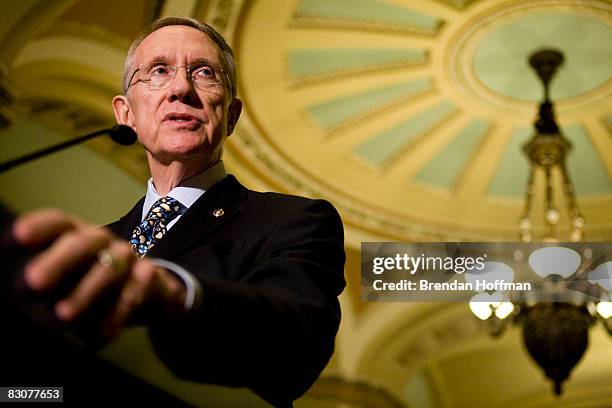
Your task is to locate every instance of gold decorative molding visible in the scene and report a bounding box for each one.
[304,375,406,408]
[434,0,481,10]
[0,69,16,129]
[200,0,247,38]
[41,20,130,51]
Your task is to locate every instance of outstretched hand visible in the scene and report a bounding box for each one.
[12,209,187,343]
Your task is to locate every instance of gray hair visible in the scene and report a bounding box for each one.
[121,16,237,99]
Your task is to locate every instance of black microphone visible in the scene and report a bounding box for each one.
[109,124,138,145]
[0,124,138,173]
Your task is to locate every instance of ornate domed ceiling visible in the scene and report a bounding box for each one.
[1,0,610,243]
[0,1,611,407]
[228,0,612,243]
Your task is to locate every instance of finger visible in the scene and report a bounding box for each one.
[25,227,112,291]
[101,260,156,338]
[12,209,81,247]
[55,240,134,322]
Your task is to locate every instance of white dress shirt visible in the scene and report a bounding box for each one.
[142,160,227,311]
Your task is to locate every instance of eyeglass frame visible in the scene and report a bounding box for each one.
[125,61,230,95]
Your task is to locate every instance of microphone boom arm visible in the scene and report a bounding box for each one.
[0,125,137,173]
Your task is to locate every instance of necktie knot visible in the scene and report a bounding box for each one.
[130,196,186,257]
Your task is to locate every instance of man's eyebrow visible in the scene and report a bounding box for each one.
[188,57,222,67]
[140,57,222,67]
[139,56,170,67]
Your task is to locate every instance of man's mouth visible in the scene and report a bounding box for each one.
[164,113,202,123]
[164,113,200,122]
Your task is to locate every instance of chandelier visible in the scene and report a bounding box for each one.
[469,49,612,396]
[519,49,584,243]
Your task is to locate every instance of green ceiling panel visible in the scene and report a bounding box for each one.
[307,78,433,131]
[474,14,612,101]
[415,119,489,189]
[293,0,441,33]
[353,101,456,167]
[288,48,427,79]
[488,128,530,197]
[564,124,612,194]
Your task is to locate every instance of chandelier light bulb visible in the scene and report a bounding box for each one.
[495,302,515,319]
[519,217,532,230]
[596,302,612,319]
[573,216,585,228]
[569,229,582,242]
[469,301,493,320]
[545,208,560,224]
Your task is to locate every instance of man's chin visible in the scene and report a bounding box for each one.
[151,146,216,165]
[162,134,207,154]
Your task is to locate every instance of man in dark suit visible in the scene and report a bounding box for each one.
[12,16,345,407]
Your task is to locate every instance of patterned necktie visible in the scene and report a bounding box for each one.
[130,196,187,257]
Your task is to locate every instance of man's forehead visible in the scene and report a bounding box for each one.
[135,25,222,64]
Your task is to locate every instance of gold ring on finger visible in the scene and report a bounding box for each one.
[97,249,127,275]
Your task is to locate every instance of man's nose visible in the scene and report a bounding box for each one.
[168,66,196,100]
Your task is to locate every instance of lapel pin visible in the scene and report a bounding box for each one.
[212,208,225,218]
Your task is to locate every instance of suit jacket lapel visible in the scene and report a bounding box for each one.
[145,175,248,260]
[106,197,145,240]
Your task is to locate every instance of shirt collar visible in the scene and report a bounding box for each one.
[142,160,227,220]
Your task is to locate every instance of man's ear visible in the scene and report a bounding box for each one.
[226,98,242,136]
[112,95,134,128]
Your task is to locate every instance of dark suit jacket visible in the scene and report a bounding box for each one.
[107,175,346,407]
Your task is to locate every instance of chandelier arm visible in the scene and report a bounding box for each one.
[559,161,584,240]
[544,166,556,238]
[520,164,536,241]
[559,162,581,218]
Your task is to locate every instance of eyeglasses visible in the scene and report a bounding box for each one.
[126,63,227,95]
